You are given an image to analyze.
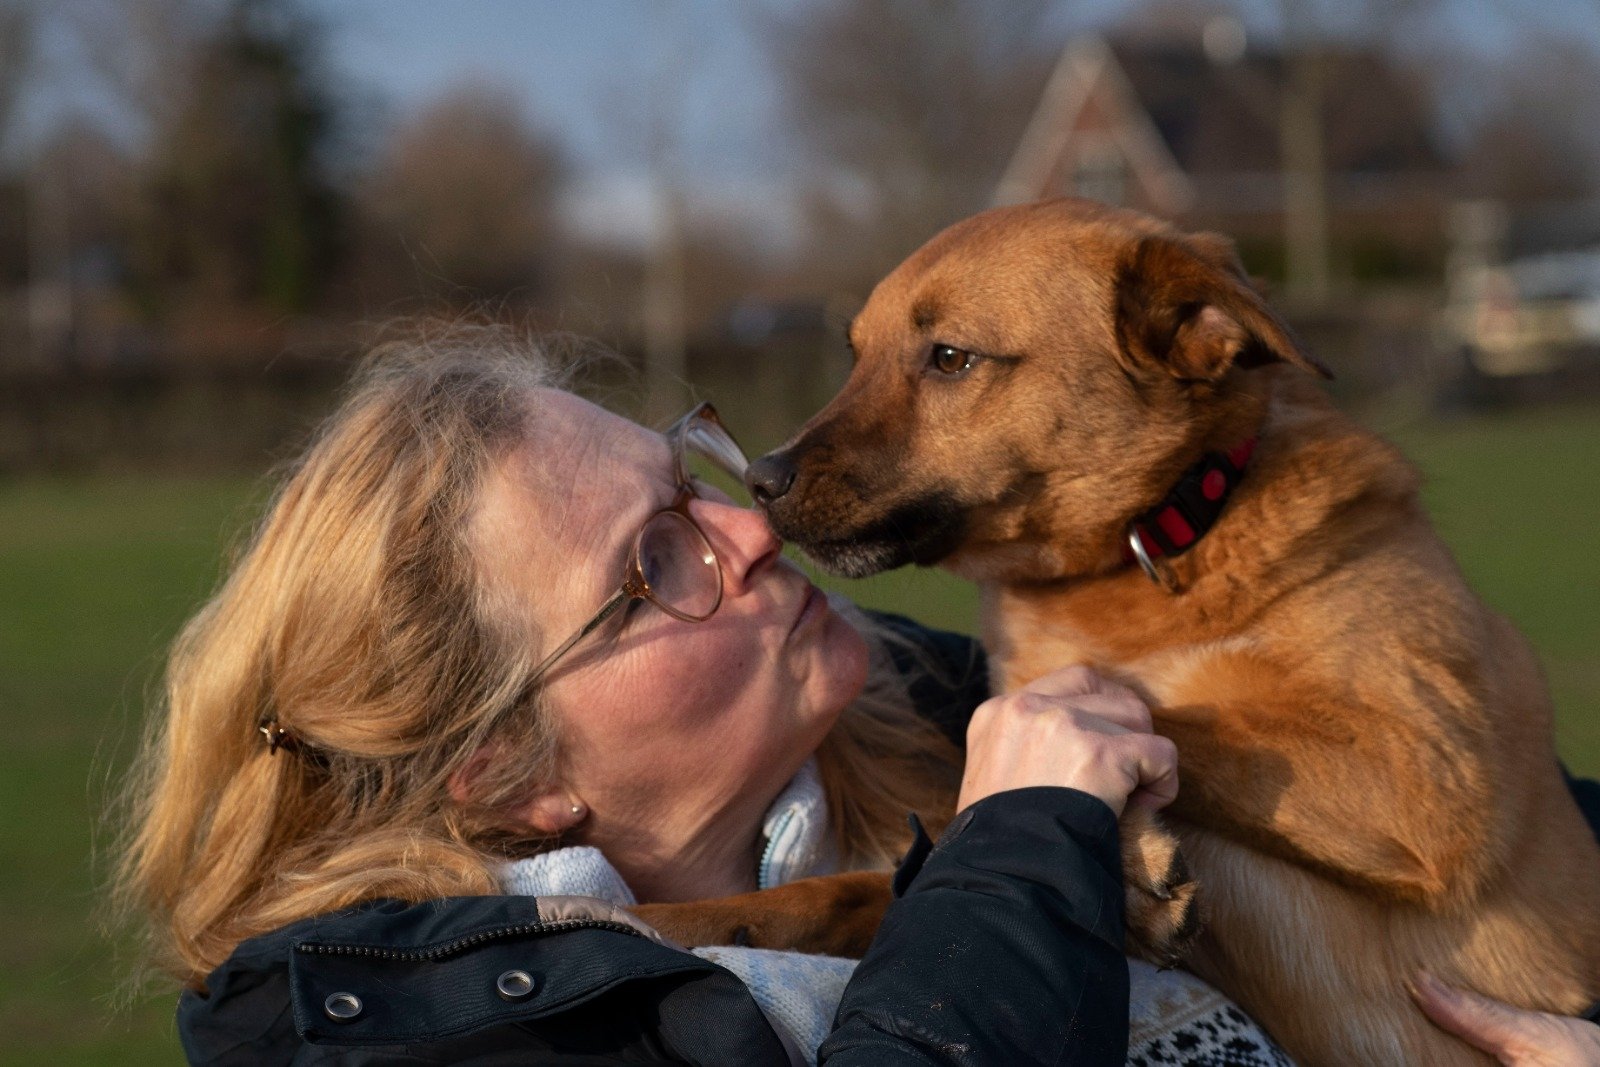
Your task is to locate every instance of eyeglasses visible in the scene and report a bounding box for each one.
[526,402,751,686]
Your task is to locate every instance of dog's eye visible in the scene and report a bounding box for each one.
[929,344,976,376]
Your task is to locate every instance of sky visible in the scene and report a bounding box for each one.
[17,0,1600,248]
[301,0,812,246]
[296,0,1600,168]
[310,1,783,176]
[25,0,1600,168]
[301,0,1600,245]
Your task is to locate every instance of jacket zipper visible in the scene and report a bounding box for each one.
[294,918,646,963]
[758,808,795,892]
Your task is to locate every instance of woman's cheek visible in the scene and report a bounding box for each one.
[679,646,762,723]
[812,614,869,701]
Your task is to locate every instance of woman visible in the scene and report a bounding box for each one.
[116,329,1600,1065]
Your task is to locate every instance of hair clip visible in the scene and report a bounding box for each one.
[259,720,292,756]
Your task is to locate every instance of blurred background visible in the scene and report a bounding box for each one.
[3,0,1600,1060]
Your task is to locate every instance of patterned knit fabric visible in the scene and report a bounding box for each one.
[1128,960,1294,1066]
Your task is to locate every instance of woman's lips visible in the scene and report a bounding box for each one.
[789,582,824,635]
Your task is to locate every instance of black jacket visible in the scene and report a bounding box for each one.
[178,788,1128,1065]
[174,617,1600,1065]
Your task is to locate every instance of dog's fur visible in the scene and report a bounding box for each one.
[646,199,1600,1065]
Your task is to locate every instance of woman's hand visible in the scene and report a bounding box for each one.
[1410,971,1600,1066]
[958,665,1178,817]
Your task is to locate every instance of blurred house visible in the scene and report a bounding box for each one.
[994,31,1451,282]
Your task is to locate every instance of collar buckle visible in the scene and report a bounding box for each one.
[1122,435,1257,593]
[1126,526,1179,592]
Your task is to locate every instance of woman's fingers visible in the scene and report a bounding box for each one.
[961,686,1178,817]
[1018,664,1105,698]
[1410,971,1525,1058]
[1409,971,1600,1066]
[1125,733,1180,811]
[1019,667,1153,732]
[1069,691,1155,734]
[999,691,1150,736]
[1024,669,1170,802]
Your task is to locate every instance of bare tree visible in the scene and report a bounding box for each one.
[1272,0,1436,303]
[357,85,565,304]
[32,118,134,247]
[123,0,346,316]
[60,0,212,144]
[758,0,1058,287]
[1455,37,1600,203]
[0,0,34,164]
[1116,0,1441,301]
[0,1,34,360]
[1276,0,1332,303]
[639,0,692,425]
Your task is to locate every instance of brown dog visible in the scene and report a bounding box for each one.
[647,198,1600,1065]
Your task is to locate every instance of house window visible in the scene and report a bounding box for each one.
[1072,142,1129,206]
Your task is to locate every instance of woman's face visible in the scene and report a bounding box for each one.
[472,389,868,871]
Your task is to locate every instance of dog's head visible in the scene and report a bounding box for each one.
[747,198,1330,583]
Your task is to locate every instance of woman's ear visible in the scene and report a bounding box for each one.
[450,748,586,835]
[514,792,588,836]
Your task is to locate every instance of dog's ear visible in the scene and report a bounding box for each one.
[1114,234,1333,383]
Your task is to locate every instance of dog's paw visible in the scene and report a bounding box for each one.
[1120,806,1204,968]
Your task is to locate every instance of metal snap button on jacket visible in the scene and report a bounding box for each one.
[496,969,536,1001]
[324,992,363,1021]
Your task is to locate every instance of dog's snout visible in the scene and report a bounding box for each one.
[745,452,797,506]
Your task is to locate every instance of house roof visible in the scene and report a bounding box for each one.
[997,33,1448,211]
[996,37,1194,212]
[1117,42,1445,176]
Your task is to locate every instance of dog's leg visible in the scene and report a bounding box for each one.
[1120,806,1203,966]
[637,836,1205,967]
[632,871,894,957]
[1155,688,1490,904]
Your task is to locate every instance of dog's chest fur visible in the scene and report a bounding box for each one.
[982,570,1256,704]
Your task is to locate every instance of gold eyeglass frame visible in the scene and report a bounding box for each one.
[525,402,749,686]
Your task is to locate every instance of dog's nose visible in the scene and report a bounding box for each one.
[745,452,797,506]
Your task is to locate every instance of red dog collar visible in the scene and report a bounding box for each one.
[1124,438,1256,584]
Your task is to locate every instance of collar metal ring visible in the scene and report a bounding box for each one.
[1127,527,1163,585]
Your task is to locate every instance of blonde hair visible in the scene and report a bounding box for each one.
[113,325,961,990]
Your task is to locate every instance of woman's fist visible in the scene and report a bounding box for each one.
[958,665,1178,817]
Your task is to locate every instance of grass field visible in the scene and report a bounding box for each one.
[2,402,1599,1063]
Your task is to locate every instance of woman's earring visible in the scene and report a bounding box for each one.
[569,801,585,817]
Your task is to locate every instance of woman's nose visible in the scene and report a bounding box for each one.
[691,498,781,594]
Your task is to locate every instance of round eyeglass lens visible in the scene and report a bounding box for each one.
[637,511,720,619]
